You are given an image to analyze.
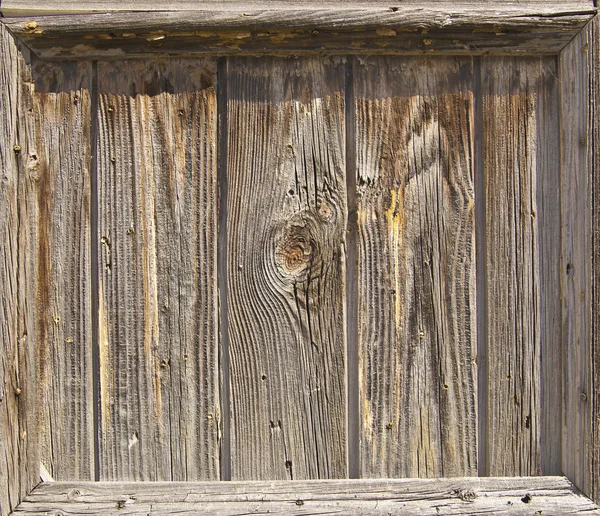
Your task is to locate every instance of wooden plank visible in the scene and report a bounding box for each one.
[12,478,600,515]
[481,57,557,476]
[560,21,594,499]
[535,57,562,476]
[0,0,594,15]
[592,16,600,507]
[3,4,594,58]
[97,58,219,481]
[226,56,347,480]
[353,56,476,478]
[29,60,94,481]
[0,23,40,516]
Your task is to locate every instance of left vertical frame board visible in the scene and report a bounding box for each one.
[31,59,94,481]
[97,59,220,481]
[0,23,40,515]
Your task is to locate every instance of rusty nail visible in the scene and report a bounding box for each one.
[13,145,21,152]
[15,387,22,396]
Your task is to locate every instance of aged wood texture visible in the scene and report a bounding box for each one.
[353,56,476,478]
[1,0,594,15]
[481,57,559,476]
[592,16,600,506]
[560,21,595,499]
[30,60,94,481]
[3,4,594,59]
[97,59,220,481]
[226,57,347,480]
[12,477,600,515]
[535,57,562,476]
[0,24,39,516]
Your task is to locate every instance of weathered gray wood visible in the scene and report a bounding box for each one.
[29,60,94,481]
[97,58,220,481]
[0,24,40,516]
[1,0,594,15]
[354,56,476,478]
[12,477,600,515]
[481,57,556,476]
[592,16,600,507]
[534,57,562,476]
[560,21,594,499]
[226,56,347,480]
[2,4,594,58]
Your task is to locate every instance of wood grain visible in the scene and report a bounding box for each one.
[0,24,40,516]
[535,57,562,476]
[353,56,476,478]
[1,0,594,15]
[226,56,347,480]
[12,477,600,515]
[560,22,594,498]
[591,16,600,507]
[3,4,594,59]
[97,58,219,481]
[29,60,94,481]
[481,57,558,476]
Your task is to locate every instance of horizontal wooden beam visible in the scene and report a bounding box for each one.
[12,477,600,514]
[0,1,595,16]
[1,4,595,58]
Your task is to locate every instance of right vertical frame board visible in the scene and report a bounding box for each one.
[560,19,596,500]
[354,56,477,478]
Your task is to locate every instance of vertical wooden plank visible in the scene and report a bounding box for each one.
[536,57,562,476]
[482,57,550,476]
[227,56,347,480]
[592,16,600,506]
[560,21,594,497]
[354,56,477,478]
[97,59,219,480]
[0,23,39,515]
[30,60,93,480]
[0,23,25,516]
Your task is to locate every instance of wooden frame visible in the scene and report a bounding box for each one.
[1,1,598,514]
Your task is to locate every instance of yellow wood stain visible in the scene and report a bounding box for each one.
[385,187,404,331]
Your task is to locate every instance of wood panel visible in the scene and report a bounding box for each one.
[226,56,347,480]
[354,56,476,478]
[97,59,219,481]
[0,24,39,516]
[3,4,594,59]
[560,22,594,498]
[481,57,558,476]
[12,478,600,515]
[1,0,594,14]
[30,60,94,481]
[591,16,600,506]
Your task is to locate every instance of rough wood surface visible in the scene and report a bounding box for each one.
[1,0,594,15]
[560,21,594,499]
[226,56,347,480]
[353,56,476,478]
[534,56,562,476]
[481,57,558,476]
[3,4,594,58]
[96,58,220,481]
[30,60,94,481]
[12,477,600,515]
[591,16,600,507]
[0,24,39,516]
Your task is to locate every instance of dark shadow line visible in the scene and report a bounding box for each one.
[90,59,101,482]
[345,56,359,479]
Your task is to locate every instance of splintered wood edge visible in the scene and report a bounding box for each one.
[0,6,596,58]
[11,477,600,514]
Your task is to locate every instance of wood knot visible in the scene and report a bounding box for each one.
[274,224,315,278]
